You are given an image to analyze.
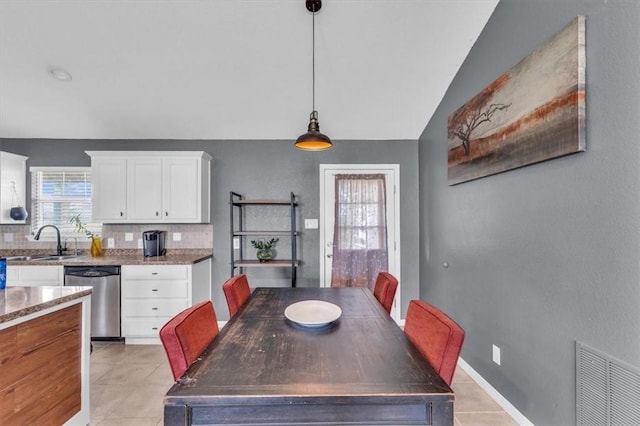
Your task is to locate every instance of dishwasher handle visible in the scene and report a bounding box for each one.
[64,266,121,278]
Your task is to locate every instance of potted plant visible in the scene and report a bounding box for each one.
[251,238,279,262]
[69,214,103,257]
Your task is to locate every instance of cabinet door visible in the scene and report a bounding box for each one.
[0,152,28,224]
[92,158,127,222]
[7,265,63,286]
[127,159,163,221]
[163,158,201,222]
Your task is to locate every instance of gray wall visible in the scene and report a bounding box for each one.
[1,139,419,320]
[419,0,640,424]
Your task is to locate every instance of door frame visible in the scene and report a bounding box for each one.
[319,164,401,321]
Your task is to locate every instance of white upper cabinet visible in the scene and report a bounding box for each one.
[0,151,28,224]
[87,151,211,224]
[91,157,128,221]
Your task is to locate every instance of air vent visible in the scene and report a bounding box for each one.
[576,341,640,426]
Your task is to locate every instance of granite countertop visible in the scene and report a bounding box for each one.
[1,249,213,266]
[0,286,93,325]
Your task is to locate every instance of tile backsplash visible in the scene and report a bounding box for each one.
[0,223,213,251]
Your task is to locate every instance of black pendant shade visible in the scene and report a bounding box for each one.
[295,111,332,151]
[295,0,332,151]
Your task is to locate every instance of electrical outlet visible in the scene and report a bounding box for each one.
[125,233,134,241]
[173,232,182,241]
[137,238,143,249]
[233,237,240,250]
[107,238,115,248]
[305,219,319,229]
[492,344,501,365]
[3,233,13,242]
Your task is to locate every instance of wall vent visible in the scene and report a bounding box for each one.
[576,341,640,426]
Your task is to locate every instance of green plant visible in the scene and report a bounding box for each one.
[250,238,279,250]
[69,214,95,239]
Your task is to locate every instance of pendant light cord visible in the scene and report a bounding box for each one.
[312,9,316,112]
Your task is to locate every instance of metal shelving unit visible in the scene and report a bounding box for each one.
[230,192,298,287]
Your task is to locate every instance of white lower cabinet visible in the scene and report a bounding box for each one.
[7,265,64,286]
[121,260,211,344]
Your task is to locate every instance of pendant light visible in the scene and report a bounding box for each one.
[295,0,332,151]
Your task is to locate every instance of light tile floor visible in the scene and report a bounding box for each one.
[89,342,518,425]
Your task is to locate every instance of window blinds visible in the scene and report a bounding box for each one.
[30,167,100,237]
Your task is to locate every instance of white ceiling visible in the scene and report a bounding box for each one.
[0,0,498,141]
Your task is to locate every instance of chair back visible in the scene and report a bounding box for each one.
[159,300,219,381]
[373,272,399,314]
[222,274,252,317]
[404,300,465,385]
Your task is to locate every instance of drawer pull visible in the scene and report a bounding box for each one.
[152,327,158,330]
[151,289,158,292]
[152,307,158,310]
[151,272,159,275]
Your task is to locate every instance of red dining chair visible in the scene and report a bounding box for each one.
[159,300,220,381]
[373,272,399,314]
[222,274,252,317]
[404,300,465,385]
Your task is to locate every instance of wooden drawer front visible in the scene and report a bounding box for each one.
[123,299,188,318]
[122,265,188,280]
[123,318,173,337]
[0,304,81,425]
[123,281,189,299]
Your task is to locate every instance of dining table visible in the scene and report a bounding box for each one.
[163,287,455,425]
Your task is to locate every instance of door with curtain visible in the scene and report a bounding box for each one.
[330,174,388,290]
[320,165,400,318]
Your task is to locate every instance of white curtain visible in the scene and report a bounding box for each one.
[331,174,388,290]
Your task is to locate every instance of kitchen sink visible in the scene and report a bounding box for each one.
[35,255,82,261]
[6,255,47,261]
[6,254,81,261]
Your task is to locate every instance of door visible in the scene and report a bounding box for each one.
[319,164,400,320]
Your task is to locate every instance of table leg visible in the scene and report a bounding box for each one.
[164,404,188,425]
[431,400,454,426]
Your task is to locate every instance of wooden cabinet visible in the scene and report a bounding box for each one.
[230,192,298,287]
[6,265,64,287]
[0,151,28,224]
[87,151,211,224]
[0,304,84,425]
[121,260,211,344]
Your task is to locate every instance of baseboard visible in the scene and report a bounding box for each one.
[457,358,534,426]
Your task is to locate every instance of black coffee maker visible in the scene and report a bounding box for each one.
[143,230,166,257]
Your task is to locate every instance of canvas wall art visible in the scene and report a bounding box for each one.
[447,15,586,185]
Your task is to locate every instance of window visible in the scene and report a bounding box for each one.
[30,167,101,237]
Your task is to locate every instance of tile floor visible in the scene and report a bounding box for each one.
[89,342,518,426]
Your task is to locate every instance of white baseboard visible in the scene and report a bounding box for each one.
[457,358,534,426]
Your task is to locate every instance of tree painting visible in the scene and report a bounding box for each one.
[449,101,511,155]
[447,16,586,185]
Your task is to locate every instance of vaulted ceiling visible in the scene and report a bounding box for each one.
[0,0,498,141]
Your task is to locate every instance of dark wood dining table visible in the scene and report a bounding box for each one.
[163,287,455,425]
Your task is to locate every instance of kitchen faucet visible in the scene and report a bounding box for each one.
[64,237,79,256]
[34,225,64,256]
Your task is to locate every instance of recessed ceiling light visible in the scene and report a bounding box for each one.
[46,66,72,82]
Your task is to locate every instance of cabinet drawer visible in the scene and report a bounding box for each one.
[122,265,189,280]
[123,299,188,318]
[122,318,171,337]
[122,281,189,299]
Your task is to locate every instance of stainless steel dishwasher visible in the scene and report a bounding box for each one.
[64,266,121,339]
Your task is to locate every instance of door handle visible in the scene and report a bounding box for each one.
[326,254,332,258]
